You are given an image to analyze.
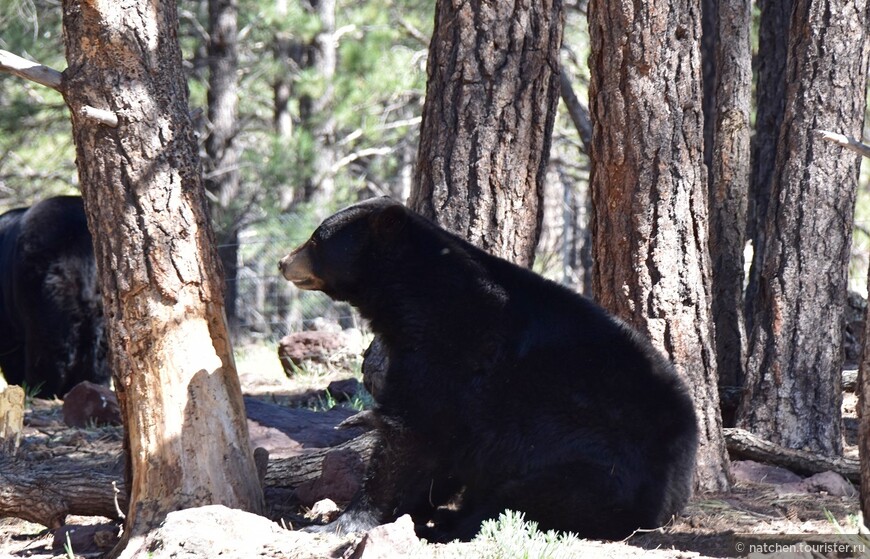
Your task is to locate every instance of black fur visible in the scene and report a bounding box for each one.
[0,196,109,398]
[280,197,698,541]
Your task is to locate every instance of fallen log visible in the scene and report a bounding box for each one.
[724,427,859,483]
[0,431,377,529]
[0,454,125,529]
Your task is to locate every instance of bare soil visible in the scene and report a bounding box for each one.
[0,359,864,558]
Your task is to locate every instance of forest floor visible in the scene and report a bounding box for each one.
[0,344,866,558]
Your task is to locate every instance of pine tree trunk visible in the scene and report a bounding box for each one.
[737,0,869,456]
[588,0,730,493]
[205,0,242,334]
[409,0,564,266]
[708,0,752,421]
[744,0,792,333]
[60,1,264,556]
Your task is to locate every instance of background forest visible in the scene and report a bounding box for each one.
[2,0,867,335]
[0,0,593,341]
[1,0,870,556]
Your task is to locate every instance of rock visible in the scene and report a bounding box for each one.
[775,471,858,497]
[346,514,421,559]
[730,460,802,485]
[278,329,364,377]
[132,505,349,559]
[52,523,119,553]
[295,447,367,506]
[305,498,341,523]
[327,378,364,402]
[62,381,122,428]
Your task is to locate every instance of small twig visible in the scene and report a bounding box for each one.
[560,68,592,155]
[814,129,870,159]
[112,481,126,520]
[0,49,63,92]
[329,147,392,175]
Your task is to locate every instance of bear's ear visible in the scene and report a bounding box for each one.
[372,203,407,240]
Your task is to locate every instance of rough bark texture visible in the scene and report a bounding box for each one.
[737,0,869,456]
[409,0,564,267]
[59,0,264,556]
[588,0,729,492]
[744,0,792,331]
[708,0,751,414]
[204,0,243,333]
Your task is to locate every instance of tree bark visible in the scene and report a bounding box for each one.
[744,0,792,332]
[737,0,869,457]
[588,0,730,492]
[707,0,751,421]
[59,0,264,556]
[409,0,564,267]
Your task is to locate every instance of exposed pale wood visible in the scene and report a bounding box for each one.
[60,1,265,556]
[0,386,24,455]
[724,427,859,482]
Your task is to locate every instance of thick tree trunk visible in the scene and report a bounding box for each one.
[205,0,242,334]
[409,0,564,267]
[708,0,752,420]
[737,0,869,456]
[744,0,792,332]
[588,0,730,492]
[60,1,264,556]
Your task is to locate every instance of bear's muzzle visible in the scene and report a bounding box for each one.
[279,243,325,291]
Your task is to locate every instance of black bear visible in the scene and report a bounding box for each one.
[279,197,698,542]
[0,196,109,398]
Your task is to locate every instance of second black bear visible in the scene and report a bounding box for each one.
[0,196,109,398]
[279,197,698,542]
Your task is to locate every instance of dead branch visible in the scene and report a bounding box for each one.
[815,129,870,159]
[0,49,63,91]
[724,427,859,483]
[0,432,377,529]
[559,68,592,155]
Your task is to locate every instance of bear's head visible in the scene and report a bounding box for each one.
[279,197,408,302]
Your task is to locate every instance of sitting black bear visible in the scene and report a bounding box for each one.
[279,197,698,541]
[0,196,109,398]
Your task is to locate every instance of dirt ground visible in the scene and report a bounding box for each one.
[0,350,866,558]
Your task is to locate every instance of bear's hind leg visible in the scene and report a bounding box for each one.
[310,414,449,535]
